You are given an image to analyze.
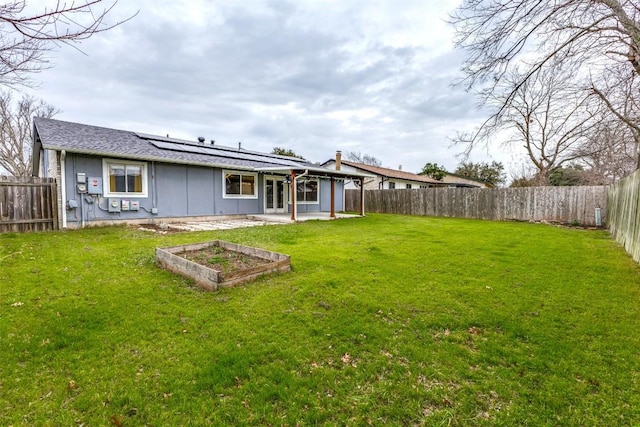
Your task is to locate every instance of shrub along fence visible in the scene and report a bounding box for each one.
[607,169,640,263]
[0,176,59,232]
[346,186,607,226]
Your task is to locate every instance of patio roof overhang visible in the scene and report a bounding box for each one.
[255,166,371,221]
[255,166,374,181]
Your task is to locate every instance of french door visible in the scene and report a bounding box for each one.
[264,176,286,214]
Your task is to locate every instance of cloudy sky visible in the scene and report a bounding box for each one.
[25,0,523,174]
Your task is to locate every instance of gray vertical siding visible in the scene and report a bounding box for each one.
[60,152,344,226]
[186,166,216,215]
[157,163,188,217]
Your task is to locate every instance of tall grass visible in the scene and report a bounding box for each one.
[1,214,639,425]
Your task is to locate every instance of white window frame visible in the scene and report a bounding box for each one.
[296,178,319,204]
[222,170,258,199]
[102,158,148,198]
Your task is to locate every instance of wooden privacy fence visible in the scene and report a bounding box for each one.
[607,170,640,263]
[0,176,59,232]
[346,186,607,226]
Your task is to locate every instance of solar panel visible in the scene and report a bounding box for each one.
[149,140,210,155]
[145,138,304,167]
[137,131,312,169]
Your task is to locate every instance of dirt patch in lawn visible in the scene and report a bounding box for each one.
[178,245,271,274]
[137,224,185,234]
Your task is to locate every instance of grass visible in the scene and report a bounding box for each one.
[1,213,639,426]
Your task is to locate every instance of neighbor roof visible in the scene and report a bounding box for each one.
[324,159,443,185]
[32,118,369,180]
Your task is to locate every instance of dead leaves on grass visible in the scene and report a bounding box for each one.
[308,352,359,371]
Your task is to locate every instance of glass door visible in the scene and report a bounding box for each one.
[264,176,286,214]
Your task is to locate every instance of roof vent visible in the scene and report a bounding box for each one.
[197,136,205,144]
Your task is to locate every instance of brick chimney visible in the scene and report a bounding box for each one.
[336,150,342,171]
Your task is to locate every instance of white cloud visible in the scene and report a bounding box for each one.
[24,0,510,173]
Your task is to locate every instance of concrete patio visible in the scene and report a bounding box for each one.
[142,212,362,232]
[247,212,362,223]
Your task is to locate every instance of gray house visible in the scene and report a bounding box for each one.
[31,118,367,228]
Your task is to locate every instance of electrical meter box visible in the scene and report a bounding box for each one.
[121,199,130,211]
[76,172,87,193]
[87,177,103,194]
[108,198,121,212]
[130,200,140,211]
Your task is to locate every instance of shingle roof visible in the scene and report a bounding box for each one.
[337,160,443,184]
[33,117,320,171]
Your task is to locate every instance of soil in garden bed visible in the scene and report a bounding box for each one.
[179,245,271,274]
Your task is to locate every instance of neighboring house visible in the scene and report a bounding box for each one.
[323,153,490,189]
[32,118,368,228]
[322,153,445,190]
[441,172,491,189]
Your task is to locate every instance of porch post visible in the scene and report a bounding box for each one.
[330,177,336,218]
[359,180,365,216]
[290,170,297,221]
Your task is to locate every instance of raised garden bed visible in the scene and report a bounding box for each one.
[156,240,291,291]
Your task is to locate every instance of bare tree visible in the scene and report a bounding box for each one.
[0,1,135,87]
[345,151,382,167]
[0,92,59,176]
[508,163,538,187]
[579,118,639,183]
[450,0,640,168]
[589,62,640,169]
[459,64,599,184]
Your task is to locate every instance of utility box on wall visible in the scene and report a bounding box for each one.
[108,198,121,212]
[87,177,103,194]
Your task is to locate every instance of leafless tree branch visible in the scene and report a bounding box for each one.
[450,0,640,178]
[0,91,59,176]
[0,1,137,87]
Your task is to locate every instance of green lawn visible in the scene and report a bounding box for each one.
[1,214,639,426]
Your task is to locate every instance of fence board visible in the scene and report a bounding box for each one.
[0,176,59,232]
[608,170,640,263]
[346,186,607,226]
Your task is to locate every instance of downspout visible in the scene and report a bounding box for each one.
[291,169,309,221]
[60,150,67,229]
[73,155,84,229]
[360,179,365,217]
[152,161,158,213]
